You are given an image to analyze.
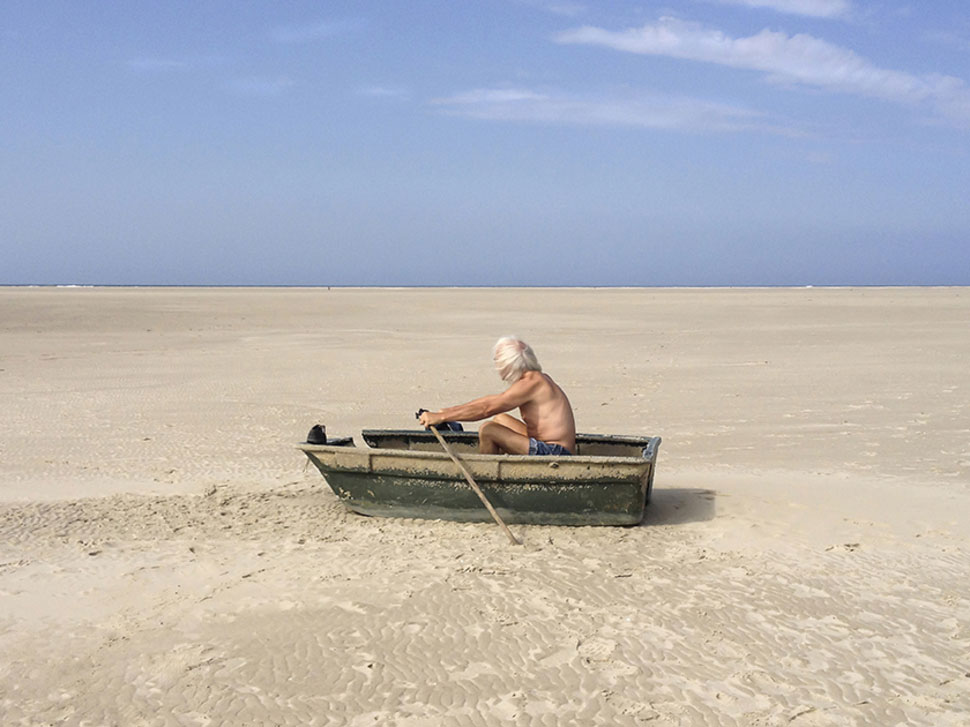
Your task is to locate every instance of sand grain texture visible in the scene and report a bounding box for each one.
[1,287,968,726]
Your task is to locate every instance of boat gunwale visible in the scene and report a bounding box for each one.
[296,443,659,469]
[301,430,659,461]
[361,428,659,452]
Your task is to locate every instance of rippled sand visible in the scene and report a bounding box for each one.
[1,287,968,726]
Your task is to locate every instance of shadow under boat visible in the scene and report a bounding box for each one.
[640,488,716,526]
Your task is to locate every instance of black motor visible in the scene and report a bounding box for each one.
[306,424,327,444]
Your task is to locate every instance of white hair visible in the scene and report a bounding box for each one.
[492,336,541,384]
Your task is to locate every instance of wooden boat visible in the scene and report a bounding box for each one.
[298,429,661,526]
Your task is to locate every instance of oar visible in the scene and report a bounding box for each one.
[428,425,520,545]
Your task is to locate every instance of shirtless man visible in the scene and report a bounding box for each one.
[418,337,576,455]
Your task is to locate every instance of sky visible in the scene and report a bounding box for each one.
[2,0,969,286]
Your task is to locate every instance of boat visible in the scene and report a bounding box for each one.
[298,429,661,526]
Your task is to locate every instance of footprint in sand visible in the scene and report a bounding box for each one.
[577,637,616,661]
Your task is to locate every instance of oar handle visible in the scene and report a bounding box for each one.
[429,425,520,545]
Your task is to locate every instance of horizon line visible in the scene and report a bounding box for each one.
[3,284,968,291]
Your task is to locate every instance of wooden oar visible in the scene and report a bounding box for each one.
[428,425,520,545]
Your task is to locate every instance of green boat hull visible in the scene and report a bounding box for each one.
[299,430,661,526]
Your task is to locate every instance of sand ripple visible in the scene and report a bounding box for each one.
[2,484,969,726]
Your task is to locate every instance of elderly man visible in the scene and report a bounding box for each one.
[419,336,576,455]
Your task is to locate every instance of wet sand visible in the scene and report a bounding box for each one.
[1,286,968,726]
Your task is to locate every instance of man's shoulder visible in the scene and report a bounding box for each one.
[519,370,548,386]
[521,370,562,395]
[508,371,544,395]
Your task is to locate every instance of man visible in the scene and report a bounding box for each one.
[419,336,576,455]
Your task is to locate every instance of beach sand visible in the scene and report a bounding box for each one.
[1,286,968,726]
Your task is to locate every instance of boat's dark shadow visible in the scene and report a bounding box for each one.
[640,488,716,526]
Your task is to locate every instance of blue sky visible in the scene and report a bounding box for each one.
[2,0,968,285]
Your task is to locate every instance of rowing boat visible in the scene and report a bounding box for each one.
[298,429,661,526]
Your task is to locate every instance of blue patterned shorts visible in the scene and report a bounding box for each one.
[528,438,572,456]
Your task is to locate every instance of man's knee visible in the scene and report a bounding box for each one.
[491,413,526,436]
[478,421,502,453]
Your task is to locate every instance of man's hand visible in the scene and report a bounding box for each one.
[418,410,443,429]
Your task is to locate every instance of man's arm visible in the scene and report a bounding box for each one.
[420,377,536,428]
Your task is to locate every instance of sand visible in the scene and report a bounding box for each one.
[1,286,968,726]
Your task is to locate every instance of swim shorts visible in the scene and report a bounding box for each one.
[528,438,572,456]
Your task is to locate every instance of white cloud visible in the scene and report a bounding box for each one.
[270,19,361,44]
[357,85,411,100]
[127,58,190,72]
[555,17,970,124]
[432,86,799,134]
[227,76,296,96]
[705,0,851,19]
[126,55,228,73]
[514,0,587,18]
[545,2,587,17]
[442,88,551,105]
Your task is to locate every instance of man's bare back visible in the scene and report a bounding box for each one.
[513,371,576,451]
[418,338,576,455]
